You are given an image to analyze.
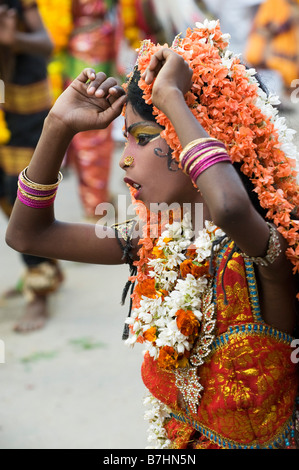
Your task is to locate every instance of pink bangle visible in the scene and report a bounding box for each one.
[17,189,56,209]
[182,146,226,174]
[190,154,231,183]
[181,141,226,173]
[179,138,231,186]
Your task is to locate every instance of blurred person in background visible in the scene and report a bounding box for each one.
[117,0,206,76]
[65,0,118,220]
[0,0,64,332]
[245,0,299,102]
[149,0,205,44]
[199,0,264,55]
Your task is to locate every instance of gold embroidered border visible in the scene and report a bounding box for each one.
[3,80,52,114]
[243,259,263,323]
[210,323,295,354]
[175,278,216,414]
[213,240,265,324]
[170,410,295,449]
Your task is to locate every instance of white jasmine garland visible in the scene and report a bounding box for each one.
[143,393,172,449]
[125,216,225,367]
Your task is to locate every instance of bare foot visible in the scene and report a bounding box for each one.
[14,296,49,333]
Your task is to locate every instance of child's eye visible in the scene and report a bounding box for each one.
[137,134,151,146]
[137,134,159,146]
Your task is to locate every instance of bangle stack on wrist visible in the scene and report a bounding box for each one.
[17,166,63,209]
[179,137,231,185]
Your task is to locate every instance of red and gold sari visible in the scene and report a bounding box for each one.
[141,241,299,449]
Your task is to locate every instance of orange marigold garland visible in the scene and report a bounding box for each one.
[134,20,299,279]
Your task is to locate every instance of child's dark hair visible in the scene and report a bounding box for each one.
[127,67,157,123]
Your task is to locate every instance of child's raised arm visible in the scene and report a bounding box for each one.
[6,70,130,265]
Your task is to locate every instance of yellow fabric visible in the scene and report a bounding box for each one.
[3,80,52,114]
[0,146,33,175]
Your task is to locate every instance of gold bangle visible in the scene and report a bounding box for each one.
[179,138,218,163]
[17,184,57,201]
[21,166,63,191]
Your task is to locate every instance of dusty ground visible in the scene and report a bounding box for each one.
[0,143,149,450]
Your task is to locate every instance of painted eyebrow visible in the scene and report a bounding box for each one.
[127,121,162,134]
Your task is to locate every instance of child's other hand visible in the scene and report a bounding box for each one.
[49,69,127,135]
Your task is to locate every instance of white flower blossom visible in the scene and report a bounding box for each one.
[147,258,165,275]
[141,313,153,324]
[147,344,159,359]
[221,33,231,42]
[268,93,281,106]
[132,321,141,332]
[165,270,178,283]
[193,309,203,321]
[164,253,185,270]
[124,335,138,347]
[195,19,219,31]
[221,50,234,72]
